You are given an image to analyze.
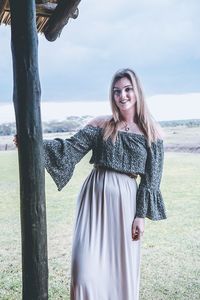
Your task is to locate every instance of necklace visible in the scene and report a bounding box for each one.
[122,121,136,132]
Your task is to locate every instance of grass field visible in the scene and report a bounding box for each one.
[1,125,200,151]
[0,150,200,300]
[163,125,200,145]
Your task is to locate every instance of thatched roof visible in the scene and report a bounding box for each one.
[0,0,80,40]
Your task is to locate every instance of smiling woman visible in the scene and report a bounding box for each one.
[41,68,167,300]
[102,68,163,145]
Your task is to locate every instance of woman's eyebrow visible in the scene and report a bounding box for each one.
[113,84,133,89]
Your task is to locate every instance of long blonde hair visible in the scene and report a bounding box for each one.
[103,68,162,145]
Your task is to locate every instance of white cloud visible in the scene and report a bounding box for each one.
[147,93,200,121]
[0,0,199,101]
[0,26,12,90]
[36,1,200,61]
[1,93,199,123]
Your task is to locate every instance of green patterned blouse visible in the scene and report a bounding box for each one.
[43,125,167,221]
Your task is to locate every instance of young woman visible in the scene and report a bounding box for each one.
[15,68,167,299]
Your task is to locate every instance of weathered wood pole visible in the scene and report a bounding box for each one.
[44,0,81,41]
[9,1,48,299]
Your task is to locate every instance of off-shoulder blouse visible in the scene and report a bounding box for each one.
[43,125,167,221]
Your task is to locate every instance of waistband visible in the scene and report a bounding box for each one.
[94,164,138,179]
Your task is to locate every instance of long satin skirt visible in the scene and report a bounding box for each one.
[70,168,141,300]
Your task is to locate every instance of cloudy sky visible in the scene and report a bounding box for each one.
[0,0,200,120]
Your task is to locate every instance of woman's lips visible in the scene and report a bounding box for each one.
[120,100,129,104]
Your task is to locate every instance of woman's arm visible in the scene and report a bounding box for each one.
[43,125,99,191]
[14,125,99,191]
[136,139,167,221]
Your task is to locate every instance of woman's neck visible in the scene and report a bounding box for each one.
[119,109,136,124]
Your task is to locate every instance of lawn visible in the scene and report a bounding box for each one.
[0,150,199,300]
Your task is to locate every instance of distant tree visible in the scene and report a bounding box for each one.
[1,118,199,136]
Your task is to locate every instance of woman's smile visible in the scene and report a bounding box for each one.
[120,99,130,104]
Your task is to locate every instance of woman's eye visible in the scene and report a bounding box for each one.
[114,90,120,96]
[125,87,133,92]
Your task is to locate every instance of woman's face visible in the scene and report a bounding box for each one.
[113,77,136,113]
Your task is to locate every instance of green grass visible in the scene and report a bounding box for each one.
[0,151,199,300]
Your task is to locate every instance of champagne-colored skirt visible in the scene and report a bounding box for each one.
[70,168,141,300]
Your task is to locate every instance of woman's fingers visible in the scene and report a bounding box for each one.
[13,134,18,147]
[132,228,140,241]
[132,221,144,241]
[132,223,139,240]
[132,228,143,241]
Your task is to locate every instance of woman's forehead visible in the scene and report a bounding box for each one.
[114,77,132,88]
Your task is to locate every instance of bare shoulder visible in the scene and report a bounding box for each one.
[87,115,112,128]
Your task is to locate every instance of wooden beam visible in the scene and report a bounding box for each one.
[44,0,81,41]
[0,0,9,17]
[36,0,49,3]
[9,1,48,299]
[37,3,57,17]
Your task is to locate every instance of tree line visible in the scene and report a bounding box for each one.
[0,117,200,136]
[0,116,92,136]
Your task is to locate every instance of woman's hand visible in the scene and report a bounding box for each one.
[13,134,18,147]
[132,217,145,241]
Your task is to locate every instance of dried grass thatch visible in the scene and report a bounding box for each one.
[0,0,60,33]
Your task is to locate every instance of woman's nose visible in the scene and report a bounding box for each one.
[121,89,127,99]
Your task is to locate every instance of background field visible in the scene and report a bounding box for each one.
[0,146,200,299]
[1,124,200,152]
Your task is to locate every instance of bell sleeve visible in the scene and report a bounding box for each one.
[136,139,167,221]
[43,125,97,191]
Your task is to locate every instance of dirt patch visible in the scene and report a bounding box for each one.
[164,143,200,153]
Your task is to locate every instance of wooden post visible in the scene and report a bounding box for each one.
[9,1,48,299]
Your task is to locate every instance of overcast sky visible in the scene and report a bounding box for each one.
[0,0,200,103]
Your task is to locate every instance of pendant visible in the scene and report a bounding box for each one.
[124,121,130,131]
[125,126,129,131]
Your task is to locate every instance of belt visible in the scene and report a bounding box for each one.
[94,164,138,179]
